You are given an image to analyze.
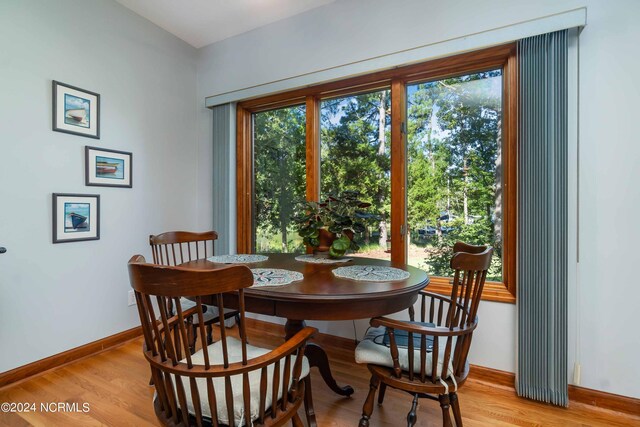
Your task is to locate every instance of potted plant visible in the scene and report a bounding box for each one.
[292,190,377,258]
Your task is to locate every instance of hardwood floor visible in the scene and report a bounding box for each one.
[1,321,638,426]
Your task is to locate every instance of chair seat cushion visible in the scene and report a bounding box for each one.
[177,337,309,426]
[179,298,236,327]
[355,324,456,379]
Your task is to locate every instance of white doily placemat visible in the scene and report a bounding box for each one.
[251,268,303,287]
[207,254,268,264]
[332,265,410,282]
[294,254,352,264]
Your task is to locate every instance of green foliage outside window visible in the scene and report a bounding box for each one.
[320,91,391,251]
[252,70,504,281]
[253,105,306,253]
[407,71,503,281]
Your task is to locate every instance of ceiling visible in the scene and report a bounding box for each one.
[115,0,337,48]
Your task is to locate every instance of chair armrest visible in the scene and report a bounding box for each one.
[370,316,476,337]
[415,291,470,324]
[154,305,202,334]
[177,302,237,321]
[149,326,317,377]
[418,290,454,305]
[217,309,240,321]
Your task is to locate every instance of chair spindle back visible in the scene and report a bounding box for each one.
[149,231,217,266]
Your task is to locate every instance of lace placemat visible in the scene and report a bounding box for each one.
[207,254,268,264]
[294,254,352,264]
[251,268,303,287]
[332,265,410,282]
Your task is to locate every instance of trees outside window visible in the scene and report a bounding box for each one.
[253,105,306,253]
[320,91,391,260]
[407,71,503,281]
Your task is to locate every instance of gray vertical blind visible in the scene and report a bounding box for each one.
[212,104,234,255]
[517,30,568,406]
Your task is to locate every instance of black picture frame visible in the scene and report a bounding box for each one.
[52,81,101,139]
[85,146,133,188]
[52,193,100,244]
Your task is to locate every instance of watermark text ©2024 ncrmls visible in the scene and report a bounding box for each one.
[1,402,90,413]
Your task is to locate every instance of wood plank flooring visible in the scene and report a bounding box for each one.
[1,321,638,426]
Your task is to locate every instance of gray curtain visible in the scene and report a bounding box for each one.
[517,30,568,406]
[212,103,234,255]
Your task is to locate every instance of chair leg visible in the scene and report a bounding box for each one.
[406,394,419,427]
[377,382,387,405]
[235,313,246,342]
[449,392,463,426]
[359,375,380,427]
[291,412,304,427]
[439,393,453,427]
[206,324,213,345]
[303,376,317,427]
[188,324,196,353]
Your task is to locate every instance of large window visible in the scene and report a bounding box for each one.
[237,44,517,302]
[407,71,503,281]
[253,105,306,253]
[320,91,391,261]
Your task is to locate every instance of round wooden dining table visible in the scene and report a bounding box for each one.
[181,253,429,400]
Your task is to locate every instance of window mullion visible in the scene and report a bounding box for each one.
[305,95,320,202]
[236,104,253,254]
[304,96,320,255]
[390,79,407,265]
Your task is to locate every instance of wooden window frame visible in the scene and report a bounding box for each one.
[236,43,517,303]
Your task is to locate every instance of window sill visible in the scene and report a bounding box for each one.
[425,276,516,304]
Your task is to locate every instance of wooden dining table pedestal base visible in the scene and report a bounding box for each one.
[285,319,355,396]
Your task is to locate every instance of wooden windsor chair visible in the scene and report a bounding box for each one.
[355,244,493,426]
[149,231,240,351]
[128,255,316,426]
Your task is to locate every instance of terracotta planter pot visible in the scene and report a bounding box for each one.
[316,229,337,253]
[313,229,354,256]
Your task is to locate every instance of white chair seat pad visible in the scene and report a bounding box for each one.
[355,326,456,379]
[177,337,309,426]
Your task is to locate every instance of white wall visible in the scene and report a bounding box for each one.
[196,0,640,398]
[0,0,198,372]
[573,1,640,399]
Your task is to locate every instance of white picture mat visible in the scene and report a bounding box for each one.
[87,148,131,186]
[55,195,99,241]
[55,85,98,136]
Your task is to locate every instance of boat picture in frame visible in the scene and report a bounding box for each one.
[65,204,90,232]
[85,146,132,188]
[96,158,122,177]
[52,193,100,243]
[52,80,100,139]
[64,100,89,128]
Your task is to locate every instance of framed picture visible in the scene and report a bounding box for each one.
[52,81,100,139]
[85,146,132,188]
[52,193,100,243]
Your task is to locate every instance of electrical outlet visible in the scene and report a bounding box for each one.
[128,290,136,306]
[573,363,581,385]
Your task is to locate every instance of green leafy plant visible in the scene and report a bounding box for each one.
[292,190,378,258]
[422,217,502,281]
